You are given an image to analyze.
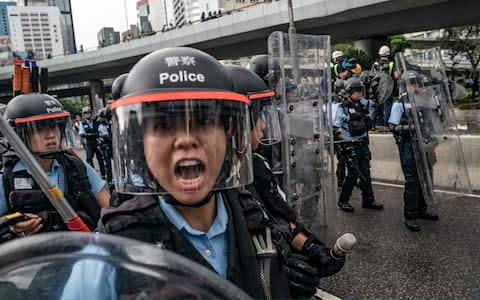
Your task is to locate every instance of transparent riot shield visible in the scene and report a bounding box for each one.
[0,232,252,300]
[359,70,394,105]
[268,31,336,243]
[395,48,472,203]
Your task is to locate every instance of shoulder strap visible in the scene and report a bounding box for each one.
[388,61,394,75]
[61,153,91,197]
[2,157,20,208]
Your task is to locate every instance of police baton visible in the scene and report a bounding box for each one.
[0,116,90,232]
[333,140,368,182]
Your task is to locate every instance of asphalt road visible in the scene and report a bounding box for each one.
[320,183,480,299]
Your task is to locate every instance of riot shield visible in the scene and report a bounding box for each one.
[268,32,336,243]
[0,232,252,300]
[395,48,472,203]
[359,70,394,105]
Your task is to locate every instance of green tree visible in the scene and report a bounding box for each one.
[332,43,372,70]
[388,35,411,55]
[438,25,480,74]
[58,98,88,117]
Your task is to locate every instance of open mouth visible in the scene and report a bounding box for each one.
[45,142,58,149]
[175,159,206,183]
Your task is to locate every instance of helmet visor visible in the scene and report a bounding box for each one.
[14,112,75,155]
[111,92,253,197]
[348,85,365,98]
[249,93,281,146]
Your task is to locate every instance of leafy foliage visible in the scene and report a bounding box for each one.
[332,43,372,70]
[389,35,411,55]
[438,25,480,74]
[58,98,89,117]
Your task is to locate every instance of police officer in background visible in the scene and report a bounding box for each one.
[0,93,109,240]
[78,106,105,179]
[371,45,400,129]
[388,71,439,232]
[333,77,384,212]
[333,79,347,191]
[226,64,345,298]
[96,107,113,184]
[331,50,344,81]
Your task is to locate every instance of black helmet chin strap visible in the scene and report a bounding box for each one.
[34,150,64,160]
[164,191,215,208]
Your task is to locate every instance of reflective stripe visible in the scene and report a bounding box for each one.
[249,91,275,100]
[15,112,70,124]
[111,91,250,110]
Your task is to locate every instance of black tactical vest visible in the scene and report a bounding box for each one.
[343,100,372,137]
[3,153,100,230]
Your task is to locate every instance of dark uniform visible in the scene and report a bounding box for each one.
[333,77,384,212]
[79,107,105,178]
[388,72,439,231]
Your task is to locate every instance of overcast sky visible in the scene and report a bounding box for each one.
[71,0,138,51]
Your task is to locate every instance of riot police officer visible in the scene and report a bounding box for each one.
[79,106,105,178]
[0,93,109,240]
[371,45,400,129]
[96,107,112,184]
[64,47,298,300]
[333,79,347,191]
[388,70,439,231]
[226,64,345,298]
[333,77,384,212]
[331,50,344,81]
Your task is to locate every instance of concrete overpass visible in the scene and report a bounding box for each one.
[0,0,478,100]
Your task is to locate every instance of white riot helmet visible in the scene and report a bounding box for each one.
[332,50,343,61]
[378,45,390,56]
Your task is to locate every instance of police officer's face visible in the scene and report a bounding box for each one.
[350,90,363,101]
[143,115,226,204]
[406,82,419,93]
[251,119,266,151]
[28,121,61,153]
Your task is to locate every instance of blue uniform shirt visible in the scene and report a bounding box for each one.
[158,194,229,278]
[333,98,373,141]
[98,123,109,137]
[0,159,106,215]
[61,193,229,300]
[388,101,405,125]
[78,119,94,136]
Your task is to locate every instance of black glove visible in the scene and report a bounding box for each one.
[283,253,320,299]
[301,237,346,278]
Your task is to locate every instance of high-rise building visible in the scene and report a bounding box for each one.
[137,0,152,35]
[0,36,11,66]
[17,0,76,54]
[0,1,15,36]
[8,5,66,59]
[148,0,257,31]
[97,27,120,48]
[148,0,174,33]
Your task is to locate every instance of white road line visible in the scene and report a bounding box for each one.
[316,288,343,300]
[373,181,480,199]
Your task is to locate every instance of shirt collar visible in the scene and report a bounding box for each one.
[12,159,61,174]
[158,193,228,238]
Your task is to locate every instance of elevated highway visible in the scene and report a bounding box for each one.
[0,0,478,100]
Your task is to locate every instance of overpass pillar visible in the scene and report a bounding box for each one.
[89,79,105,115]
[354,37,389,60]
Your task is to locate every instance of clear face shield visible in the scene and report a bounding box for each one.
[249,92,282,147]
[15,112,75,156]
[348,85,365,100]
[111,92,253,200]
